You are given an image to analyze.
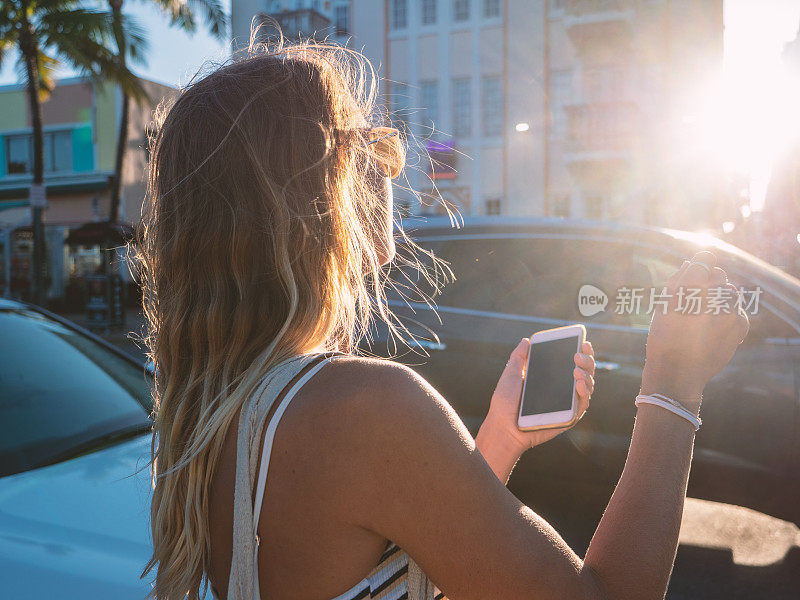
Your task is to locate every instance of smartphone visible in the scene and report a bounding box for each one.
[517,324,586,431]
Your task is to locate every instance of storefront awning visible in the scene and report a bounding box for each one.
[64,220,135,246]
[0,204,31,227]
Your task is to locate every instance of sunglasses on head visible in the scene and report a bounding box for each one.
[335,126,405,179]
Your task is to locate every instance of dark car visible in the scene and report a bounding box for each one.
[365,216,800,526]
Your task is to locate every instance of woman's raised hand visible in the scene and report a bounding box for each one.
[641,251,750,412]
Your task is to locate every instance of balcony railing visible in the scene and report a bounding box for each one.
[566,0,637,15]
[563,101,638,161]
[255,9,332,41]
[564,0,636,52]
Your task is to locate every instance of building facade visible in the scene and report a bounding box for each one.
[761,27,800,276]
[232,0,353,48]
[0,76,175,301]
[233,0,724,225]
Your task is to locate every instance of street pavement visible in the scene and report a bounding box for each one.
[78,311,800,599]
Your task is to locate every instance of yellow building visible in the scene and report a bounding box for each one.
[0,75,175,301]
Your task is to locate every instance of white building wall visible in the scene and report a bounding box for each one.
[232,0,353,49]
[232,0,264,48]
[363,0,517,217]
[229,0,723,225]
[505,0,546,216]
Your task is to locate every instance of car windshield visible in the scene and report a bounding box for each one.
[665,228,800,299]
[0,308,153,477]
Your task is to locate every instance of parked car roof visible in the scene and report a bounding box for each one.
[397,216,800,295]
[399,215,719,244]
[0,297,26,310]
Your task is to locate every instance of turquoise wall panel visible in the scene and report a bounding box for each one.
[0,135,5,177]
[72,124,94,172]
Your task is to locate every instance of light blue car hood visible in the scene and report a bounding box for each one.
[0,434,155,598]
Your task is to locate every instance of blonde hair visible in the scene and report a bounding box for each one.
[137,36,447,600]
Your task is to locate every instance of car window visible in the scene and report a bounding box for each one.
[585,241,794,336]
[385,240,447,305]
[0,309,153,477]
[714,261,797,340]
[578,241,680,328]
[395,236,798,338]
[422,238,584,320]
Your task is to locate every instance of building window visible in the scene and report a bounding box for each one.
[584,65,630,103]
[552,195,570,217]
[5,130,73,175]
[48,130,73,172]
[644,64,666,112]
[422,0,437,25]
[391,0,408,29]
[483,0,500,18]
[6,135,32,175]
[428,139,457,180]
[389,81,412,131]
[549,69,573,140]
[453,0,470,21]
[452,77,471,137]
[334,4,349,35]
[485,198,502,215]
[481,76,502,136]
[420,80,439,132]
[438,186,471,215]
[585,195,604,219]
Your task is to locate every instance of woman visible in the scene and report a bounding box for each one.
[139,40,749,600]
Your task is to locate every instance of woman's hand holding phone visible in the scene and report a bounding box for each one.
[475,337,595,483]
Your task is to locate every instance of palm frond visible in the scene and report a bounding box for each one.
[38,7,115,49]
[187,0,227,39]
[151,0,228,39]
[48,26,149,104]
[0,12,20,64]
[0,43,11,71]
[0,2,24,70]
[149,0,197,34]
[36,50,59,99]
[14,50,59,102]
[34,0,84,12]
[112,11,150,67]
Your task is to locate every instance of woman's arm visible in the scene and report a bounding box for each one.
[583,252,749,598]
[316,252,747,600]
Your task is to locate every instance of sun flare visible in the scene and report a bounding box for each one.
[675,1,800,213]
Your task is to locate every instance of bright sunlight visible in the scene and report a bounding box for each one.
[681,0,800,212]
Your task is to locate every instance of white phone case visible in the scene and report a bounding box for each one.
[517,324,586,432]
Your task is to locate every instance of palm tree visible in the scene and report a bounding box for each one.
[0,0,145,305]
[106,0,227,224]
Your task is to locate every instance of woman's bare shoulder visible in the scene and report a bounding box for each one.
[302,354,459,430]
[276,354,473,471]
[268,354,479,526]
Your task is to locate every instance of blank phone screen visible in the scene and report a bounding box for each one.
[520,337,578,416]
